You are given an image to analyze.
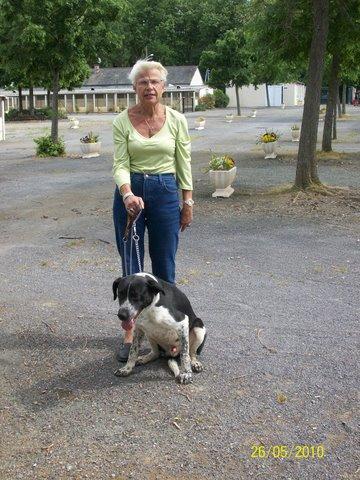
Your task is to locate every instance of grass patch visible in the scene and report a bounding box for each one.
[316,151,347,160]
[264,184,295,195]
[66,239,85,248]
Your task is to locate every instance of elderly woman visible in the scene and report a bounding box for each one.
[112,59,194,361]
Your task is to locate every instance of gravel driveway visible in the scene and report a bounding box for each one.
[0,109,359,479]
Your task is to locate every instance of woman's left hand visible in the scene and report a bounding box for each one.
[180,205,193,232]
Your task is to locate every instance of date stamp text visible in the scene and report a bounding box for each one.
[251,444,325,460]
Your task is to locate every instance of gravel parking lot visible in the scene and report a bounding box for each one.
[0,108,359,479]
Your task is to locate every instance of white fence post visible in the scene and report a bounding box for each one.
[0,97,5,141]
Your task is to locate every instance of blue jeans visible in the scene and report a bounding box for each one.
[113,173,181,283]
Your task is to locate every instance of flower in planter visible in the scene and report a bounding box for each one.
[195,116,206,130]
[256,130,281,144]
[208,154,235,171]
[80,131,99,143]
[291,124,300,131]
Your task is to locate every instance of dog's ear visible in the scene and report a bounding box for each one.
[112,278,121,300]
[147,278,165,296]
[112,277,128,300]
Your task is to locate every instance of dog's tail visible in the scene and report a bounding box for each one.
[196,331,207,355]
[168,358,180,378]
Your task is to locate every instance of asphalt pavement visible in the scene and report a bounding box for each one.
[0,108,359,479]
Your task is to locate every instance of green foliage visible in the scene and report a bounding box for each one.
[213,89,229,108]
[199,94,215,109]
[200,29,251,88]
[106,0,242,66]
[4,109,20,121]
[245,0,309,86]
[195,103,207,111]
[208,154,235,171]
[5,107,67,121]
[170,100,182,112]
[80,132,100,143]
[34,135,65,157]
[0,0,126,140]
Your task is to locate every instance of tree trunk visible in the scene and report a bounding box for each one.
[51,70,60,142]
[235,85,241,116]
[18,86,23,112]
[332,104,337,139]
[295,0,329,189]
[29,85,34,116]
[265,83,270,107]
[47,89,51,108]
[341,84,346,114]
[322,52,340,152]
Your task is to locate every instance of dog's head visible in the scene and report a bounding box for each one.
[112,274,165,330]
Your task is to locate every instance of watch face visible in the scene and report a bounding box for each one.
[185,199,194,206]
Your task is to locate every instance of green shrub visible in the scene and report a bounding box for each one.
[171,100,182,111]
[195,103,207,111]
[213,89,230,108]
[34,134,66,157]
[34,107,53,119]
[5,107,67,121]
[198,94,215,109]
[5,108,19,121]
[80,131,99,143]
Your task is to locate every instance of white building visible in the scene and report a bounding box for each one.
[0,65,209,114]
[226,83,306,108]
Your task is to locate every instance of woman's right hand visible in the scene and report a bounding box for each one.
[124,194,144,216]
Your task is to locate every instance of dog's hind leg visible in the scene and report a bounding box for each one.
[189,327,206,373]
[136,339,160,365]
[114,329,144,377]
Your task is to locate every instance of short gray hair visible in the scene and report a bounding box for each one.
[128,60,168,85]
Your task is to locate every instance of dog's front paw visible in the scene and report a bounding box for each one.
[114,367,132,377]
[191,360,204,373]
[177,372,193,385]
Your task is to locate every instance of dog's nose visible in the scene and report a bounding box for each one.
[117,308,130,322]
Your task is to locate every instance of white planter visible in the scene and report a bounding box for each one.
[69,117,79,129]
[209,166,237,198]
[262,141,277,159]
[291,129,300,142]
[80,141,101,158]
[195,120,205,130]
[225,115,233,123]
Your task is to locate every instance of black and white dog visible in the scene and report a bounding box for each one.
[112,273,206,384]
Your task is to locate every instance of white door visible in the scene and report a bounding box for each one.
[268,85,283,106]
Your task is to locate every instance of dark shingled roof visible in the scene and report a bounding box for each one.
[83,65,200,87]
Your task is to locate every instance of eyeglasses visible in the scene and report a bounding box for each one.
[136,78,163,87]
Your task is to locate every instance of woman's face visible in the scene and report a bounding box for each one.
[134,68,165,106]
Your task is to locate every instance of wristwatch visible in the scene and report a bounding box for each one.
[183,199,195,207]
